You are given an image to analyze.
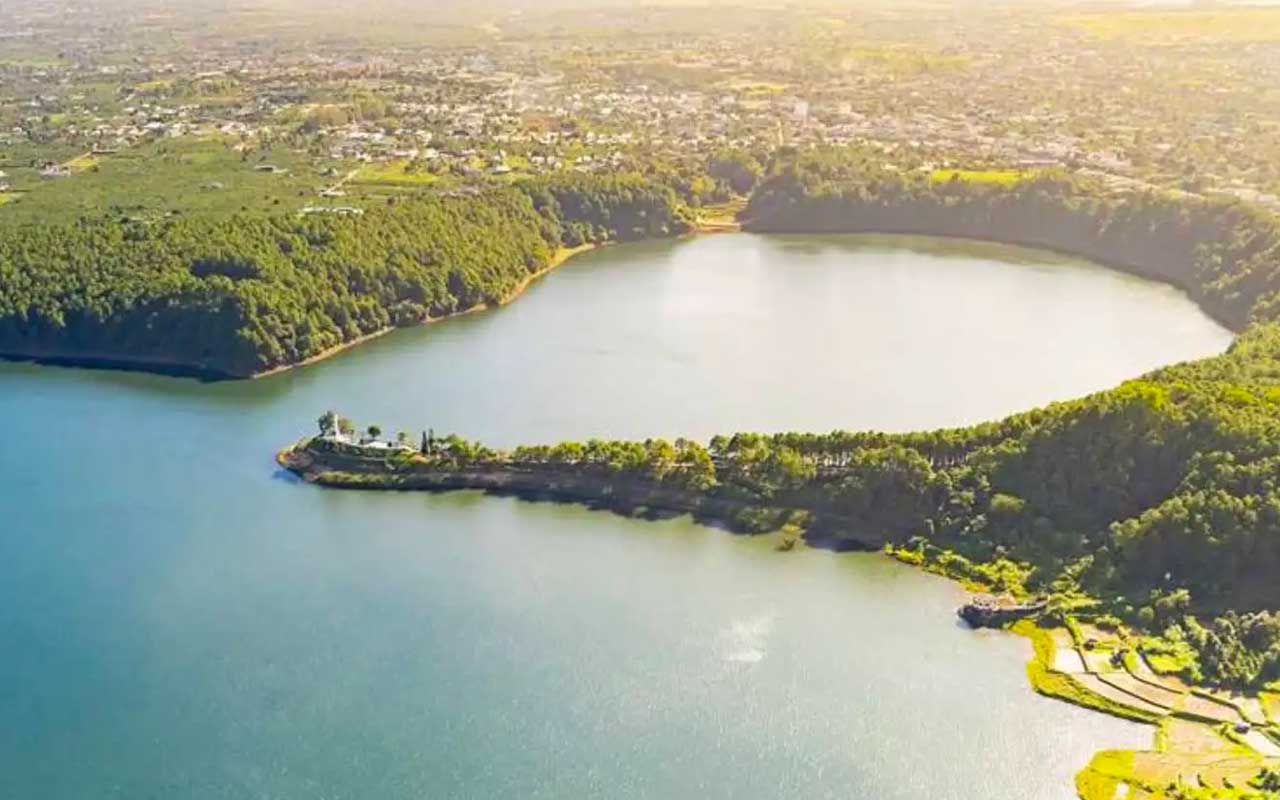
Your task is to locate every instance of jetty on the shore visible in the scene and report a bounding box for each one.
[958,594,1047,628]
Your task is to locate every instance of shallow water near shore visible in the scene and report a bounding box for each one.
[0,233,1231,799]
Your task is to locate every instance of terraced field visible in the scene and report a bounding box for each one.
[1028,621,1280,800]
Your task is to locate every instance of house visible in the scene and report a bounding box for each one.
[316,411,412,452]
[40,165,71,179]
[301,206,363,216]
[353,438,413,452]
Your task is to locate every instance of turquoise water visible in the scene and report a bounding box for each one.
[0,234,1230,799]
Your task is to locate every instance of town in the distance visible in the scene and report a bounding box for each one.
[4,0,1280,225]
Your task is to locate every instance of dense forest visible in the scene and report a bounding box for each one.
[744,149,1280,331]
[9,147,1280,377]
[0,175,689,376]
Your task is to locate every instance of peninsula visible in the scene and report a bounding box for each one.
[282,317,1280,797]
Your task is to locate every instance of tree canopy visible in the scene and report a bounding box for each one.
[0,176,690,375]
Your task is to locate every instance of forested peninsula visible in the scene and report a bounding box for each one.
[277,151,1280,697]
[285,324,1280,690]
[0,176,689,378]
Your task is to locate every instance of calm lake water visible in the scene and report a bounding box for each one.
[0,234,1232,799]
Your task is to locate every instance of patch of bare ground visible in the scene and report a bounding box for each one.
[1074,674,1171,717]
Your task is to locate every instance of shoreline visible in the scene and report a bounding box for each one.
[0,223,1243,381]
[276,446,884,550]
[0,348,241,381]
[0,243,600,382]
[252,221,1247,382]
[250,242,598,380]
[741,222,1246,336]
[279,441,1280,799]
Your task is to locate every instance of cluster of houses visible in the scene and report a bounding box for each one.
[317,411,414,453]
[5,5,1280,210]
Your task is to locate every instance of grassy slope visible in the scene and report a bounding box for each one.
[0,138,330,223]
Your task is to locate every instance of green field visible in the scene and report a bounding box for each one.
[1064,9,1280,44]
[0,138,337,225]
[62,154,101,173]
[929,169,1033,186]
[348,159,441,188]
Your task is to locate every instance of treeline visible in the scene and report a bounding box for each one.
[0,175,690,376]
[15,145,1280,378]
[743,148,1280,330]
[523,174,693,246]
[371,432,722,492]
[362,324,1280,688]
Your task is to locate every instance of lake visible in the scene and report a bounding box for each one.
[0,234,1233,799]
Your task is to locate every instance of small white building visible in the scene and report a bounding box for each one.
[317,411,413,453]
[318,410,352,443]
